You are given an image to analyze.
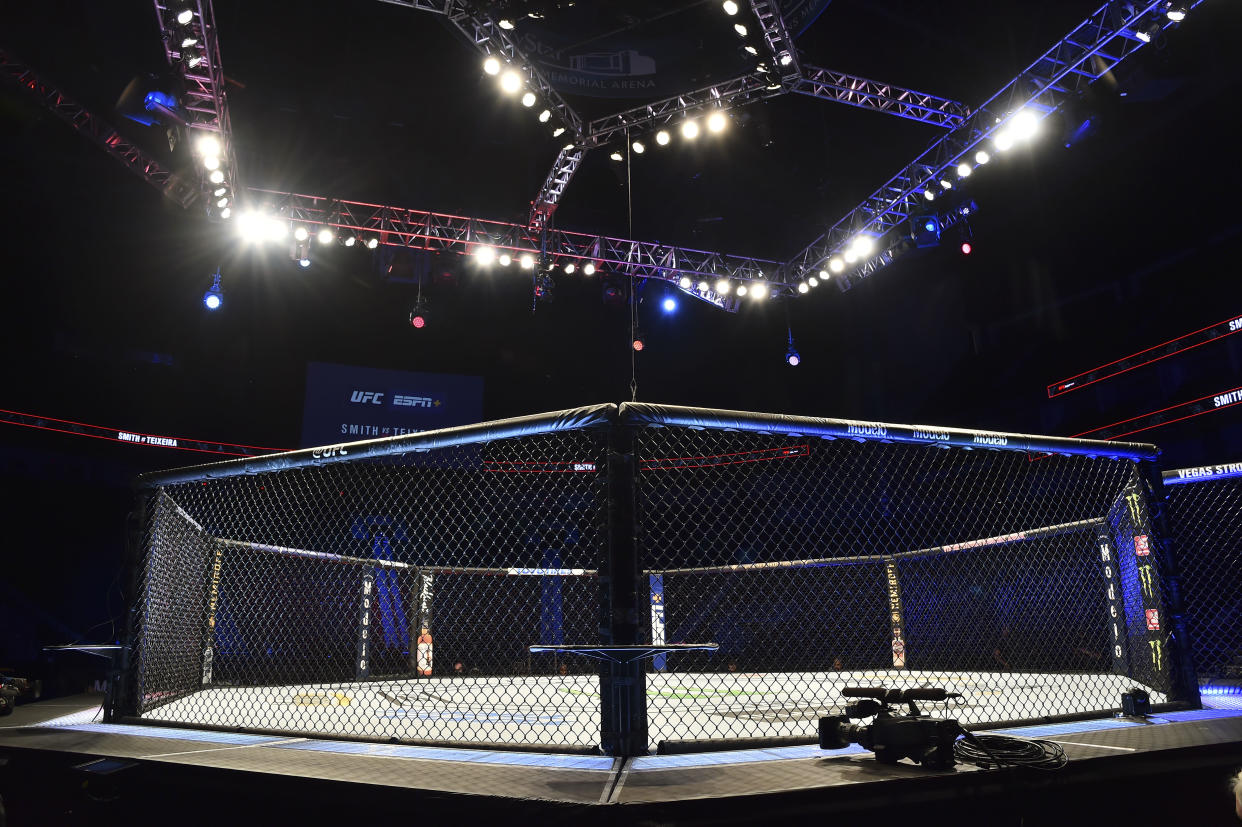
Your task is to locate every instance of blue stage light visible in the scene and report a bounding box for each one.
[662,297,677,313]
[203,269,224,310]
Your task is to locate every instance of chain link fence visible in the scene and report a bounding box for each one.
[116,403,1191,754]
[1164,466,1242,690]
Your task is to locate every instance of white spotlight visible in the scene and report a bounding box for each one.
[656,130,671,146]
[632,140,645,154]
[317,227,335,245]
[1010,109,1039,140]
[844,249,858,264]
[213,186,227,197]
[956,162,972,178]
[344,236,357,248]
[563,143,575,152]
[521,91,537,107]
[923,188,936,201]
[299,258,311,269]
[715,278,731,294]
[697,280,709,292]
[500,70,522,94]
[293,226,309,242]
[203,155,220,171]
[798,282,809,294]
[564,263,576,274]
[237,211,262,241]
[499,253,512,266]
[779,52,793,67]
[498,18,515,29]
[751,282,768,299]
[610,151,623,162]
[707,112,727,133]
[722,0,739,14]
[679,276,692,289]
[196,135,221,158]
[208,169,224,184]
[483,56,501,75]
[939,177,953,189]
[744,45,759,56]
[266,217,288,242]
[216,197,228,208]
[475,245,496,265]
[993,130,1014,151]
[737,284,749,296]
[809,276,820,287]
[553,127,566,137]
[583,262,596,275]
[975,149,990,165]
[519,253,535,269]
[1135,29,1153,43]
[220,207,231,219]
[1166,6,1186,22]
[365,237,379,249]
[539,109,551,123]
[734,23,748,36]
[850,235,875,257]
[681,120,699,139]
[829,257,845,273]
[176,8,193,25]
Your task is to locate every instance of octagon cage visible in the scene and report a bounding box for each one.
[109,403,1198,756]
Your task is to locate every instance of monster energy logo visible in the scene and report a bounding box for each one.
[1138,564,1156,599]
[1125,491,1144,526]
[1149,638,1164,671]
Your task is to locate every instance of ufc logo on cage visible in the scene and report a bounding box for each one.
[350,390,385,404]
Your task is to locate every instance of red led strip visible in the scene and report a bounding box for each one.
[0,407,288,456]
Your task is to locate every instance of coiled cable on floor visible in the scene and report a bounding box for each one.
[954,729,1067,770]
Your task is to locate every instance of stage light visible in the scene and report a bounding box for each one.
[203,271,223,310]
[181,35,198,48]
[220,207,231,219]
[553,127,565,137]
[809,275,820,287]
[299,257,311,268]
[539,109,551,122]
[208,169,224,184]
[681,119,699,139]
[267,218,288,241]
[475,245,496,265]
[213,197,226,209]
[828,257,845,273]
[1166,5,1186,21]
[956,162,971,178]
[698,280,709,292]
[196,134,221,157]
[707,112,727,133]
[850,235,875,257]
[583,262,596,275]
[798,282,809,294]
[561,262,574,274]
[563,142,575,151]
[656,130,671,146]
[844,249,858,264]
[410,306,427,328]
[961,242,973,255]
[1010,109,1039,140]
[203,155,220,171]
[737,284,749,296]
[186,53,203,69]
[344,236,357,247]
[500,70,522,94]
[176,8,194,25]
[498,18,515,29]
[662,297,677,312]
[716,278,731,294]
[786,349,800,366]
[519,253,534,269]
[678,276,691,289]
[293,226,309,242]
[317,227,335,245]
[365,236,379,249]
[483,56,501,75]
[610,151,623,161]
[939,177,953,189]
[632,140,645,154]
[237,211,261,241]
[499,253,512,266]
[1135,27,1153,43]
[632,338,644,352]
[744,45,759,56]
[734,23,748,36]
[723,0,739,14]
[521,91,537,107]
[975,149,990,165]
[750,282,768,299]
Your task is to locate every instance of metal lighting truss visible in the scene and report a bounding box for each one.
[0,48,199,208]
[152,0,240,208]
[782,0,1205,290]
[749,0,802,83]
[250,187,775,308]
[793,65,970,129]
[377,0,584,137]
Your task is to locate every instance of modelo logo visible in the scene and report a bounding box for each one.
[912,429,950,441]
[350,390,384,405]
[846,424,888,438]
[312,445,350,458]
[972,434,1008,446]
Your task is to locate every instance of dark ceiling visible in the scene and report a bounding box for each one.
[0,0,1239,468]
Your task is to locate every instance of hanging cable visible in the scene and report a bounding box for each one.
[627,129,638,402]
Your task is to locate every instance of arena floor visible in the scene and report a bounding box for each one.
[141,670,1167,751]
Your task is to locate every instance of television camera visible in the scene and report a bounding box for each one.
[819,686,964,769]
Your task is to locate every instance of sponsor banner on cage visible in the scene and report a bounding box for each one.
[301,362,482,448]
[1164,461,1242,484]
[356,572,375,681]
[885,561,907,669]
[650,574,667,672]
[1097,534,1130,675]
